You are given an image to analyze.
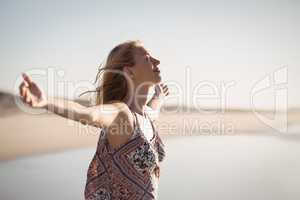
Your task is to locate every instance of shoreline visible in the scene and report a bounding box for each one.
[1,98,300,161]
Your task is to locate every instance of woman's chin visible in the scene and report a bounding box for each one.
[154,76,161,83]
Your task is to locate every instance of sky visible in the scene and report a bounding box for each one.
[0,0,299,109]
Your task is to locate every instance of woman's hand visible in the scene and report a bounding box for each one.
[19,73,47,108]
[153,83,169,99]
[146,83,169,121]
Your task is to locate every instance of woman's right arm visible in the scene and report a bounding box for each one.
[19,73,132,130]
[45,97,130,128]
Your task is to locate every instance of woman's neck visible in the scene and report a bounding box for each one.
[125,84,150,116]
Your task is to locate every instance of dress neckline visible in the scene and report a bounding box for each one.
[132,111,156,143]
[102,110,157,154]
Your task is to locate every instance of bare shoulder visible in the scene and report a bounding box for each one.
[88,101,131,127]
[105,102,135,150]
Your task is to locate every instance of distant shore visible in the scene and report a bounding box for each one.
[1,91,300,161]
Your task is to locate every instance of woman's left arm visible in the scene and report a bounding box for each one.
[146,83,169,121]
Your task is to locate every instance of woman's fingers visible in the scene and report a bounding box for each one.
[21,73,43,98]
[22,73,33,84]
[156,83,169,97]
[161,84,169,96]
[20,90,26,103]
[25,90,30,103]
[18,78,32,106]
[29,98,33,106]
[22,73,34,94]
[21,84,27,98]
[160,83,168,90]
[19,82,25,96]
[19,81,26,103]
[20,81,29,97]
[25,89,34,106]
[19,86,34,107]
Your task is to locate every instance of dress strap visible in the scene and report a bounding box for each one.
[129,110,142,137]
[145,112,157,140]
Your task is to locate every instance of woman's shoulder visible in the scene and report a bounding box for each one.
[104,101,135,150]
[106,100,129,109]
[104,101,133,117]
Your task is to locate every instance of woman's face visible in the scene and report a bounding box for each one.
[130,46,161,86]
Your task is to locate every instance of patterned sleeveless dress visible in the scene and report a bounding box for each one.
[84,110,166,200]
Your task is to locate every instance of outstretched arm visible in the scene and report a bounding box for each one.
[19,73,130,129]
[45,97,128,128]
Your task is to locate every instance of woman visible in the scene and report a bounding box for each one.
[19,40,169,200]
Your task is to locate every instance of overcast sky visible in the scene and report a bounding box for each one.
[0,0,299,109]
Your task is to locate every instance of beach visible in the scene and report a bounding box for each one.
[1,0,299,198]
[1,134,300,200]
[1,108,300,160]
[1,92,300,199]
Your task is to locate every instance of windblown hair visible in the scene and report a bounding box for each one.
[80,40,142,105]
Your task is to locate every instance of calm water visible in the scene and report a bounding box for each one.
[1,134,300,200]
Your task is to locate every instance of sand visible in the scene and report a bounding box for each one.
[1,92,300,199]
[1,104,300,160]
[0,90,300,161]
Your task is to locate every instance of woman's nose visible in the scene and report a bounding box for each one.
[151,57,160,66]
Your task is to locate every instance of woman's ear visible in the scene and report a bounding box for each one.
[123,66,134,79]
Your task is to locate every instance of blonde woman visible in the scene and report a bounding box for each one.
[19,40,169,200]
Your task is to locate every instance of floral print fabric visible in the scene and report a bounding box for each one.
[84,111,166,200]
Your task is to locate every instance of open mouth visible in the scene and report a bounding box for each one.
[153,69,160,73]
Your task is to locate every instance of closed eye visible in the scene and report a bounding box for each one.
[145,55,151,62]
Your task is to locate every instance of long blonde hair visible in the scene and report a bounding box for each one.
[81,40,142,105]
